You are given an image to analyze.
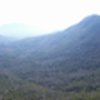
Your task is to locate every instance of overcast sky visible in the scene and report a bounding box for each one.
[0,0,100,37]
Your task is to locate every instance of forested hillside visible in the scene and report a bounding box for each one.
[0,15,100,100]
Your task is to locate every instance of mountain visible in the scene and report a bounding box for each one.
[0,14,100,100]
[9,14,100,87]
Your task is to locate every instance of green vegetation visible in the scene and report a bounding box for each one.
[0,74,100,100]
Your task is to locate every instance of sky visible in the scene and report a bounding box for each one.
[0,0,100,37]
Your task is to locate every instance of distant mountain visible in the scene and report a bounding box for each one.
[0,23,34,38]
[0,14,100,100]
[0,35,17,45]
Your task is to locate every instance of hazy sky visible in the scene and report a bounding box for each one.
[0,0,100,37]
